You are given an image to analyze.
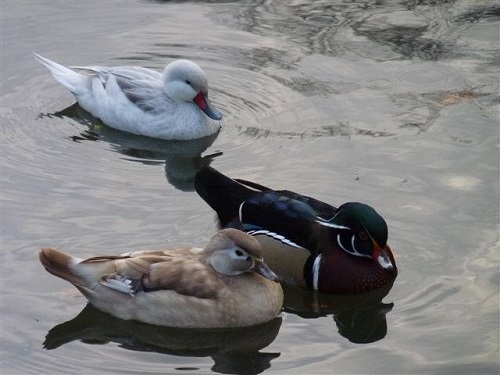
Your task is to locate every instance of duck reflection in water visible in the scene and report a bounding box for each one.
[44,282,393,372]
[38,103,222,191]
[282,283,394,344]
[44,304,281,375]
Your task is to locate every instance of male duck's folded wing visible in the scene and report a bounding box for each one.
[195,166,338,228]
[240,192,319,248]
[235,179,338,220]
[274,190,339,221]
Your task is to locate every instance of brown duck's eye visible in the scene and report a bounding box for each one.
[235,249,244,257]
[358,231,369,241]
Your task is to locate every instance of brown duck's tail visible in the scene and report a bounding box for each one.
[39,248,84,287]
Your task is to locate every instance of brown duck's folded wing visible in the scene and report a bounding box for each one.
[97,255,221,299]
[142,258,221,299]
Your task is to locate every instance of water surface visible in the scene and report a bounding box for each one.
[1,1,499,374]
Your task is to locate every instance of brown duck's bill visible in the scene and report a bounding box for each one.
[194,92,223,121]
[254,260,279,282]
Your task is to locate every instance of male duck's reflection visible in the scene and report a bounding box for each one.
[282,283,394,344]
[40,103,221,191]
[44,304,281,375]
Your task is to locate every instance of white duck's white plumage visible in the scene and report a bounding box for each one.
[34,53,223,140]
[39,229,284,328]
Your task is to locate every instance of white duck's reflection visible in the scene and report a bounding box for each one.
[41,103,222,191]
[44,304,281,375]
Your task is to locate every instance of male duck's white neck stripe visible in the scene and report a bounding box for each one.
[337,234,349,253]
[312,254,322,291]
[338,234,372,258]
[351,235,357,254]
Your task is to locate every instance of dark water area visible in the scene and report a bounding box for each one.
[1,0,499,374]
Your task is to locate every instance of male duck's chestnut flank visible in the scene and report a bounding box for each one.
[39,229,283,328]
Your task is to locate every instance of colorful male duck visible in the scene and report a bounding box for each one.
[194,167,398,294]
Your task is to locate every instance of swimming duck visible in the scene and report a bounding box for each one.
[39,228,283,328]
[34,53,222,140]
[194,166,397,294]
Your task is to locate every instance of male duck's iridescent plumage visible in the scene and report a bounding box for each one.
[39,229,283,328]
[194,167,398,294]
[34,53,222,140]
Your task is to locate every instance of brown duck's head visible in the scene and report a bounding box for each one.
[202,229,279,282]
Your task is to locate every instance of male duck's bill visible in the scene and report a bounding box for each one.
[39,228,284,328]
[34,53,223,140]
[194,166,398,295]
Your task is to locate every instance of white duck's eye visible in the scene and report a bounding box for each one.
[185,80,191,85]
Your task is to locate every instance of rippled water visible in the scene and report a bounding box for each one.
[2,1,499,374]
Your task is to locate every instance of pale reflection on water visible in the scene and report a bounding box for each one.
[1,0,499,374]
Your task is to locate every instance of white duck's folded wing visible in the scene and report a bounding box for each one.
[71,66,167,113]
[69,66,162,81]
[117,82,167,113]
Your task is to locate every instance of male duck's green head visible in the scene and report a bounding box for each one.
[318,202,393,271]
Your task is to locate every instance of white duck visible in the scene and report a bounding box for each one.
[34,53,223,140]
[39,228,284,328]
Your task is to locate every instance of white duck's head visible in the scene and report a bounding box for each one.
[201,229,278,280]
[163,59,222,121]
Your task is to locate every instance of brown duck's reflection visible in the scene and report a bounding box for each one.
[39,103,222,191]
[282,283,395,344]
[44,304,281,375]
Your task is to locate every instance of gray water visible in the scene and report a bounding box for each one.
[1,1,499,374]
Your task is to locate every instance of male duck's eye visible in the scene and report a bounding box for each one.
[185,80,191,85]
[358,231,369,241]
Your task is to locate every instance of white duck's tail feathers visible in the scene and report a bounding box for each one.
[33,52,90,96]
[39,248,85,287]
